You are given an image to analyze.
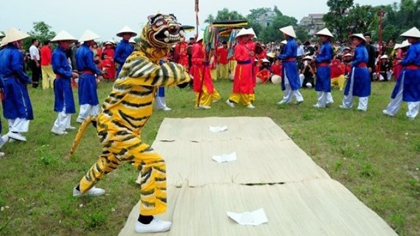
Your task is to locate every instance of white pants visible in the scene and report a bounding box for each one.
[155,96,167,110]
[8,118,30,133]
[341,71,369,111]
[52,108,72,132]
[326,92,334,104]
[384,77,420,119]
[280,72,304,104]
[315,92,330,107]
[78,104,99,120]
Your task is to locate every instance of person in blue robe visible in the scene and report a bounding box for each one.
[51,31,79,135]
[314,28,334,108]
[340,34,371,111]
[277,26,304,105]
[75,30,101,123]
[383,27,420,119]
[0,28,33,142]
[114,26,137,77]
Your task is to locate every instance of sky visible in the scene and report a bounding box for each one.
[0,0,398,42]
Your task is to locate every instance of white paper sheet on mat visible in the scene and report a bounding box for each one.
[155,117,290,142]
[120,181,397,236]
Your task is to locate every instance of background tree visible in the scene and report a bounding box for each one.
[382,0,420,42]
[323,0,354,42]
[346,4,378,36]
[23,21,56,50]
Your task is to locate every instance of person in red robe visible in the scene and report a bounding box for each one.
[217,41,229,79]
[101,41,116,81]
[192,32,220,109]
[271,58,282,76]
[226,28,255,109]
[177,37,189,71]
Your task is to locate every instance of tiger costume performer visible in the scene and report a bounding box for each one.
[72,14,190,233]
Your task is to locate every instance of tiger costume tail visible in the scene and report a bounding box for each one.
[66,116,95,160]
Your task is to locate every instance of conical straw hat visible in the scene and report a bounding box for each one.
[349,33,366,42]
[343,53,353,57]
[279,26,296,38]
[51,30,77,42]
[393,43,401,50]
[235,28,254,39]
[116,26,137,37]
[79,29,100,42]
[248,28,257,38]
[1,27,29,44]
[400,27,420,38]
[196,31,204,42]
[316,28,333,38]
[380,55,388,59]
[400,40,411,48]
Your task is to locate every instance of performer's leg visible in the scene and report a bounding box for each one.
[227,93,239,108]
[407,102,420,120]
[41,66,48,90]
[293,90,304,103]
[357,97,369,111]
[279,73,293,104]
[51,109,68,135]
[211,89,221,103]
[383,87,403,116]
[341,94,354,109]
[326,92,334,105]
[77,104,91,122]
[314,92,326,108]
[338,75,345,90]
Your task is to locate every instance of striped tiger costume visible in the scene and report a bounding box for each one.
[77,14,190,216]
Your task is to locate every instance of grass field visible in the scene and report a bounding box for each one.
[0,79,419,236]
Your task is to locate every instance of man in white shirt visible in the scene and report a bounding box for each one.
[29,38,41,88]
[297,41,304,63]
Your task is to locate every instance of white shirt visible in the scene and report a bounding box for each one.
[29,45,40,61]
[297,45,304,57]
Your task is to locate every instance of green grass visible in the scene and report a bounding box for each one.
[0,79,419,235]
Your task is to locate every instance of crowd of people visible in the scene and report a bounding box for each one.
[0,15,420,233]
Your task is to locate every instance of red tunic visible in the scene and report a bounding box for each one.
[192,42,214,93]
[256,68,271,83]
[103,48,115,59]
[330,59,344,78]
[233,40,253,94]
[217,47,229,64]
[271,64,282,76]
[177,42,189,70]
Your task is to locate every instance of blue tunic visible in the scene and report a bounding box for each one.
[76,43,100,106]
[114,39,133,77]
[399,41,420,102]
[52,46,76,114]
[344,45,371,97]
[0,44,33,120]
[315,41,333,92]
[278,38,300,91]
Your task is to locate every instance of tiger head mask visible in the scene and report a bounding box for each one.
[139,13,184,62]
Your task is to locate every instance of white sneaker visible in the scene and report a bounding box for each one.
[0,135,9,149]
[277,100,287,105]
[66,126,77,130]
[51,127,68,135]
[339,105,350,110]
[73,186,105,197]
[162,107,172,111]
[76,117,84,124]
[313,104,325,108]
[226,99,235,108]
[213,98,221,103]
[382,110,394,116]
[197,105,211,110]
[295,100,304,105]
[247,104,255,109]
[135,218,172,233]
[8,132,27,142]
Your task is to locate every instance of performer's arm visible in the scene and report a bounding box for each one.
[52,53,72,78]
[11,51,31,83]
[401,46,416,66]
[120,55,191,87]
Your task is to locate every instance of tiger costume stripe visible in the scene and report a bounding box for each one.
[77,13,190,216]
